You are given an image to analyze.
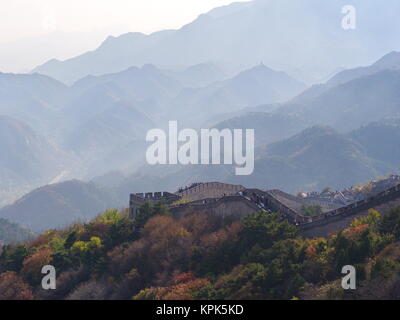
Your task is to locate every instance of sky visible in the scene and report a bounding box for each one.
[0,0,250,72]
[0,0,249,43]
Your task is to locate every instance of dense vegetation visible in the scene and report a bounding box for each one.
[2,203,400,300]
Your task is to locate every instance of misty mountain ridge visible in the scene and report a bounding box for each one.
[0,60,305,205]
[3,116,400,232]
[327,51,400,87]
[1,1,400,235]
[115,123,399,196]
[273,68,400,133]
[33,0,400,85]
[0,116,69,185]
[0,180,122,232]
[168,63,306,125]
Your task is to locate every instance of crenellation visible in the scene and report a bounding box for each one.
[129,181,400,238]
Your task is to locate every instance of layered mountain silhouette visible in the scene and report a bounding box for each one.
[33,0,400,84]
[169,64,306,125]
[4,119,400,232]
[350,118,400,168]
[0,73,69,135]
[117,125,394,194]
[0,116,68,188]
[236,126,392,191]
[214,112,309,146]
[1,1,400,232]
[0,180,122,232]
[0,61,307,194]
[327,51,400,87]
[267,52,400,132]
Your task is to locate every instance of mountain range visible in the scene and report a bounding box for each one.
[1,0,400,233]
[6,117,400,233]
[0,60,306,205]
[2,49,400,230]
[0,180,122,232]
[33,0,400,85]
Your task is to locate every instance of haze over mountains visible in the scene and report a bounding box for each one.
[0,60,306,204]
[1,0,400,237]
[274,52,400,132]
[0,180,122,232]
[0,217,33,244]
[0,27,128,73]
[33,0,400,85]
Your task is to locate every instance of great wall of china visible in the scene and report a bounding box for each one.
[129,182,400,238]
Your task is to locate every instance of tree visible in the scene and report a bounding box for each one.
[239,212,297,250]
[21,247,53,284]
[322,187,332,194]
[0,272,33,300]
[134,201,169,230]
[379,206,400,239]
[302,205,323,217]
[0,245,30,273]
[351,209,381,229]
[70,237,104,272]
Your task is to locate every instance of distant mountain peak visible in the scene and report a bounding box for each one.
[326,50,400,87]
[32,0,400,85]
[373,51,400,69]
[141,63,158,71]
[247,63,274,73]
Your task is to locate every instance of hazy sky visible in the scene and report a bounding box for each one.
[0,0,248,43]
[0,0,251,72]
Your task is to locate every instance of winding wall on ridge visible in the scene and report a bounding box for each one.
[300,184,400,237]
[129,182,400,239]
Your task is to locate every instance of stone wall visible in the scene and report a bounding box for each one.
[170,195,260,220]
[301,184,400,238]
[243,189,306,224]
[177,182,245,201]
[128,181,400,239]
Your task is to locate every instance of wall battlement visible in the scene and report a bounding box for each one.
[300,183,400,236]
[128,182,400,238]
[129,191,180,218]
[177,182,245,201]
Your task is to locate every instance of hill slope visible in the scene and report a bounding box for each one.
[350,118,400,168]
[0,218,34,244]
[327,51,400,87]
[0,116,68,189]
[277,68,400,132]
[0,180,123,232]
[169,64,306,124]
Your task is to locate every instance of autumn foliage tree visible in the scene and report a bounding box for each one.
[0,271,33,300]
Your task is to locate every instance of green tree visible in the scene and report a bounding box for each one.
[302,205,323,217]
[238,212,297,250]
[0,245,30,272]
[379,206,400,239]
[133,201,169,230]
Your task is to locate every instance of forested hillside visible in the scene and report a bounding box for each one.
[2,203,400,300]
